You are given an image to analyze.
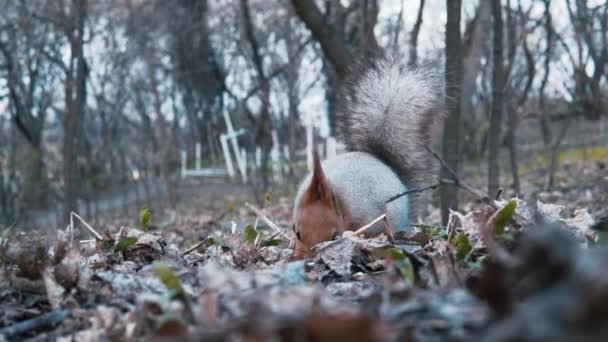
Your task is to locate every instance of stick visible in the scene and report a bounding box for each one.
[386,145,496,208]
[385,182,442,204]
[181,240,208,256]
[66,224,74,248]
[244,202,291,242]
[382,214,395,244]
[353,214,387,236]
[423,145,497,209]
[0,310,68,339]
[424,145,460,181]
[71,212,103,240]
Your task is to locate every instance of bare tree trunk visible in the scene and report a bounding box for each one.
[539,0,553,146]
[62,0,88,223]
[146,62,176,211]
[0,42,49,211]
[391,0,404,54]
[241,0,272,193]
[286,14,299,181]
[505,0,520,195]
[441,0,463,225]
[488,0,504,197]
[546,120,570,190]
[290,0,352,78]
[460,1,491,159]
[359,0,380,54]
[506,103,520,195]
[409,0,426,67]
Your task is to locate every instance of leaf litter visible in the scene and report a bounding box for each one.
[0,195,607,341]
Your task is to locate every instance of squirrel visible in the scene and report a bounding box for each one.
[291,54,445,259]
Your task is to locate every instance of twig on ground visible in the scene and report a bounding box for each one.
[495,188,503,200]
[244,202,292,243]
[382,214,395,244]
[181,240,208,256]
[71,212,103,240]
[0,310,69,339]
[65,222,75,248]
[354,214,387,236]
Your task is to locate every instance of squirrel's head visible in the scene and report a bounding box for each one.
[291,149,346,260]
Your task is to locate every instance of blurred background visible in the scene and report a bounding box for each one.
[0,0,606,230]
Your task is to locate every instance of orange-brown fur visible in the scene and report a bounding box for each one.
[292,151,349,259]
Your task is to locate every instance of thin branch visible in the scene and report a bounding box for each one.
[181,240,208,256]
[244,202,292,242]
[353,213,386,236]
[385,182,442,204]
[0,310,69,339]
[71,212,103,240]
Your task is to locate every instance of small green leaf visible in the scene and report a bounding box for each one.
[466,255,488,269]
[494,200,517,236]
[397,260,415,285]
[242,224,259,244]
[264,192,271,207]
[101,239,114,253]
[114,236,138,253]
[415,224,444,238]
[377,247,407,262]
[376,247,414,285]
[156,312,188,331]
[153,262,185,300]
[140,206,152,231]
[450,233,472,261]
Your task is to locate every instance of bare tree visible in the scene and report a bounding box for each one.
[0,1,57,210]
[240,0,273,195]
[441,0,463,225]
[168,0,225,161]
[488,0,504,197]
[409,0,426,67]
[502,1,536,195]
[289,0,352,79]
[461,1,491,159]
[290,0,380,134]
[37,0,90,222]
[568,0,608,120]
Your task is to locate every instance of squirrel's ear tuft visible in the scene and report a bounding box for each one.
[308,148,330,201]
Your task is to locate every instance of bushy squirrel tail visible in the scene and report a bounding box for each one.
[335,54,445,219]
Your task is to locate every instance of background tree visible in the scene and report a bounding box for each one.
[488,0,505,197]
[441,0,463,225]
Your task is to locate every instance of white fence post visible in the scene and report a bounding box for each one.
[255,147,262,168]
[220,134,235,179]
[326,136,337,159]
[282,145,289,174]
[195,142,201,170]
[271,130,281,182]
[181,151,187,179]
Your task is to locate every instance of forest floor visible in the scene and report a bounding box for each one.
[1,156,607,341]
